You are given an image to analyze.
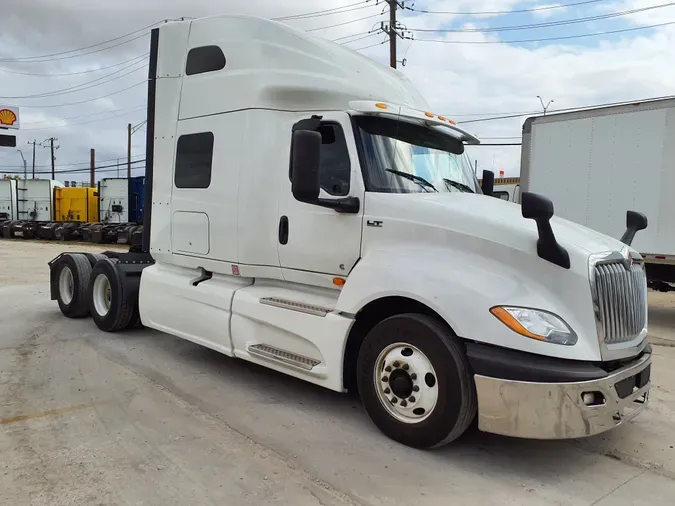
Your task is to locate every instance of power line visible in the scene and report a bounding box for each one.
[408,2,675,34]
[0,21,161,62]
[0,158,146,174]
[457,93,675,124]
[307,11,385,31]
[406,0,607,16]
[0,165,146,176]
[414,20,675,45]
[332,30,375,41]
[0,53,149,77]
[273,1,371,20]
[0,32,151,64]
[0,60,148,100]
[23,104,146,126]
[339,32,381,44]
[22,107,146,132]
[0,152,145,170]
[471,143,522,146]
[18,81,146,108]
[354,40,388,51]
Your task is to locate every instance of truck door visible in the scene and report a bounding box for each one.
[277,114,364,283]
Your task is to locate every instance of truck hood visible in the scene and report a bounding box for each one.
[364,192,630,258]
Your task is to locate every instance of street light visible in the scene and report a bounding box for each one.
[16,149,27,180]
[537,95,554,116]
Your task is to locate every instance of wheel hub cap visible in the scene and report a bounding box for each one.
[374,343,439,424]
[389,370,413,399]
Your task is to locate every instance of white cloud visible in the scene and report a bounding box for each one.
[0,0,674,179]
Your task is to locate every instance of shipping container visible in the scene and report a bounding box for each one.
[55,187,99,223]
[0,179,18,221]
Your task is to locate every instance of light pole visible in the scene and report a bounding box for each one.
[16,149,27,180]
[537,95,554,116]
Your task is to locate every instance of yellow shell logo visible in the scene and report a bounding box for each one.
[0,109,17,126]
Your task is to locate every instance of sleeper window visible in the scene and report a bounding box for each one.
[175,132,214,189]
[185,46,226,76]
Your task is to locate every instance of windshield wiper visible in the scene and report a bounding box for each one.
[443,178,475,194]
[386,169,437,192]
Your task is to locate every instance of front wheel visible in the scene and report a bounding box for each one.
[357,313,477,449]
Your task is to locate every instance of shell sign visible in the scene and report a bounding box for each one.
[0,106,19,130]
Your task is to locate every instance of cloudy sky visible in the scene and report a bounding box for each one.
[0,0,673,181]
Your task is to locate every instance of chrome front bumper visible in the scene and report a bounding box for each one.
[474,352,651,439]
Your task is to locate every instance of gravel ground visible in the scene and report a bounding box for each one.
[2,238,675,506]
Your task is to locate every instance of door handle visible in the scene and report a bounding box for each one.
[278,215,289,245]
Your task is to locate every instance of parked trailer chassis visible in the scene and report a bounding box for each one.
[0,220,142,245]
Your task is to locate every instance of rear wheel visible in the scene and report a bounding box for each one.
[55,253,92,318]
[88,258,136,332]
[357,313,477,449]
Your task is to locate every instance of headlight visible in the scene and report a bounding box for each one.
[490,306,577,346]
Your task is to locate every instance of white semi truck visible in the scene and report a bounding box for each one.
[520,98,675,293]
[48,14,652,449]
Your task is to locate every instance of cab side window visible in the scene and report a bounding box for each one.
[316,123,350,197]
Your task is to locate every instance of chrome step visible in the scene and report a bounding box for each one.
[247,344,321,371]
[259,297,331,317]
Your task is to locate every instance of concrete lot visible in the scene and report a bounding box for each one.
[2,239,675,505]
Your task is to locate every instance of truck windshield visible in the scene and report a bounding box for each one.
[352,115,480,194]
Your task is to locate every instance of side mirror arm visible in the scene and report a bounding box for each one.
[316,197,360,214]
[620,210,648,246]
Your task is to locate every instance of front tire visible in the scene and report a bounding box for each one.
[88,258,136,332]
[357,313,477,449]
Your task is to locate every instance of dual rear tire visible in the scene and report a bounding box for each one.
[54,253,139,331]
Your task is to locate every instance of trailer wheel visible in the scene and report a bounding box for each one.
[88,258,135,332]
[54,253,93,318]
[356,313,477,449]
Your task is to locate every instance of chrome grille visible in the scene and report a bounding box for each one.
[593,260,647,344]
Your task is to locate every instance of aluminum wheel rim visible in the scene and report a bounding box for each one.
[374,342,438,424]
[58,267,74,305]
[92,273,112,317]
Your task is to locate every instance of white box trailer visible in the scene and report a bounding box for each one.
[99,178,130,223]
[0,179,18,221]
[16,179,63,222]
[46,14,653,449]
[520,98,675,291]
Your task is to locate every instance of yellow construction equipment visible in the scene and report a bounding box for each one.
[55,187,99,223]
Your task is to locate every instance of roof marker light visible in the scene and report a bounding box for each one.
[438,116,447,121]
[375,103,388,110]
[425,112,434,118]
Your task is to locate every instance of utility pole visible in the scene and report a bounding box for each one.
[27,140,41,179]
[90,149,96,187]
[16,149,27,180]
[43,137,59,179]
[383,0,406,69]
[127,123,132,178]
